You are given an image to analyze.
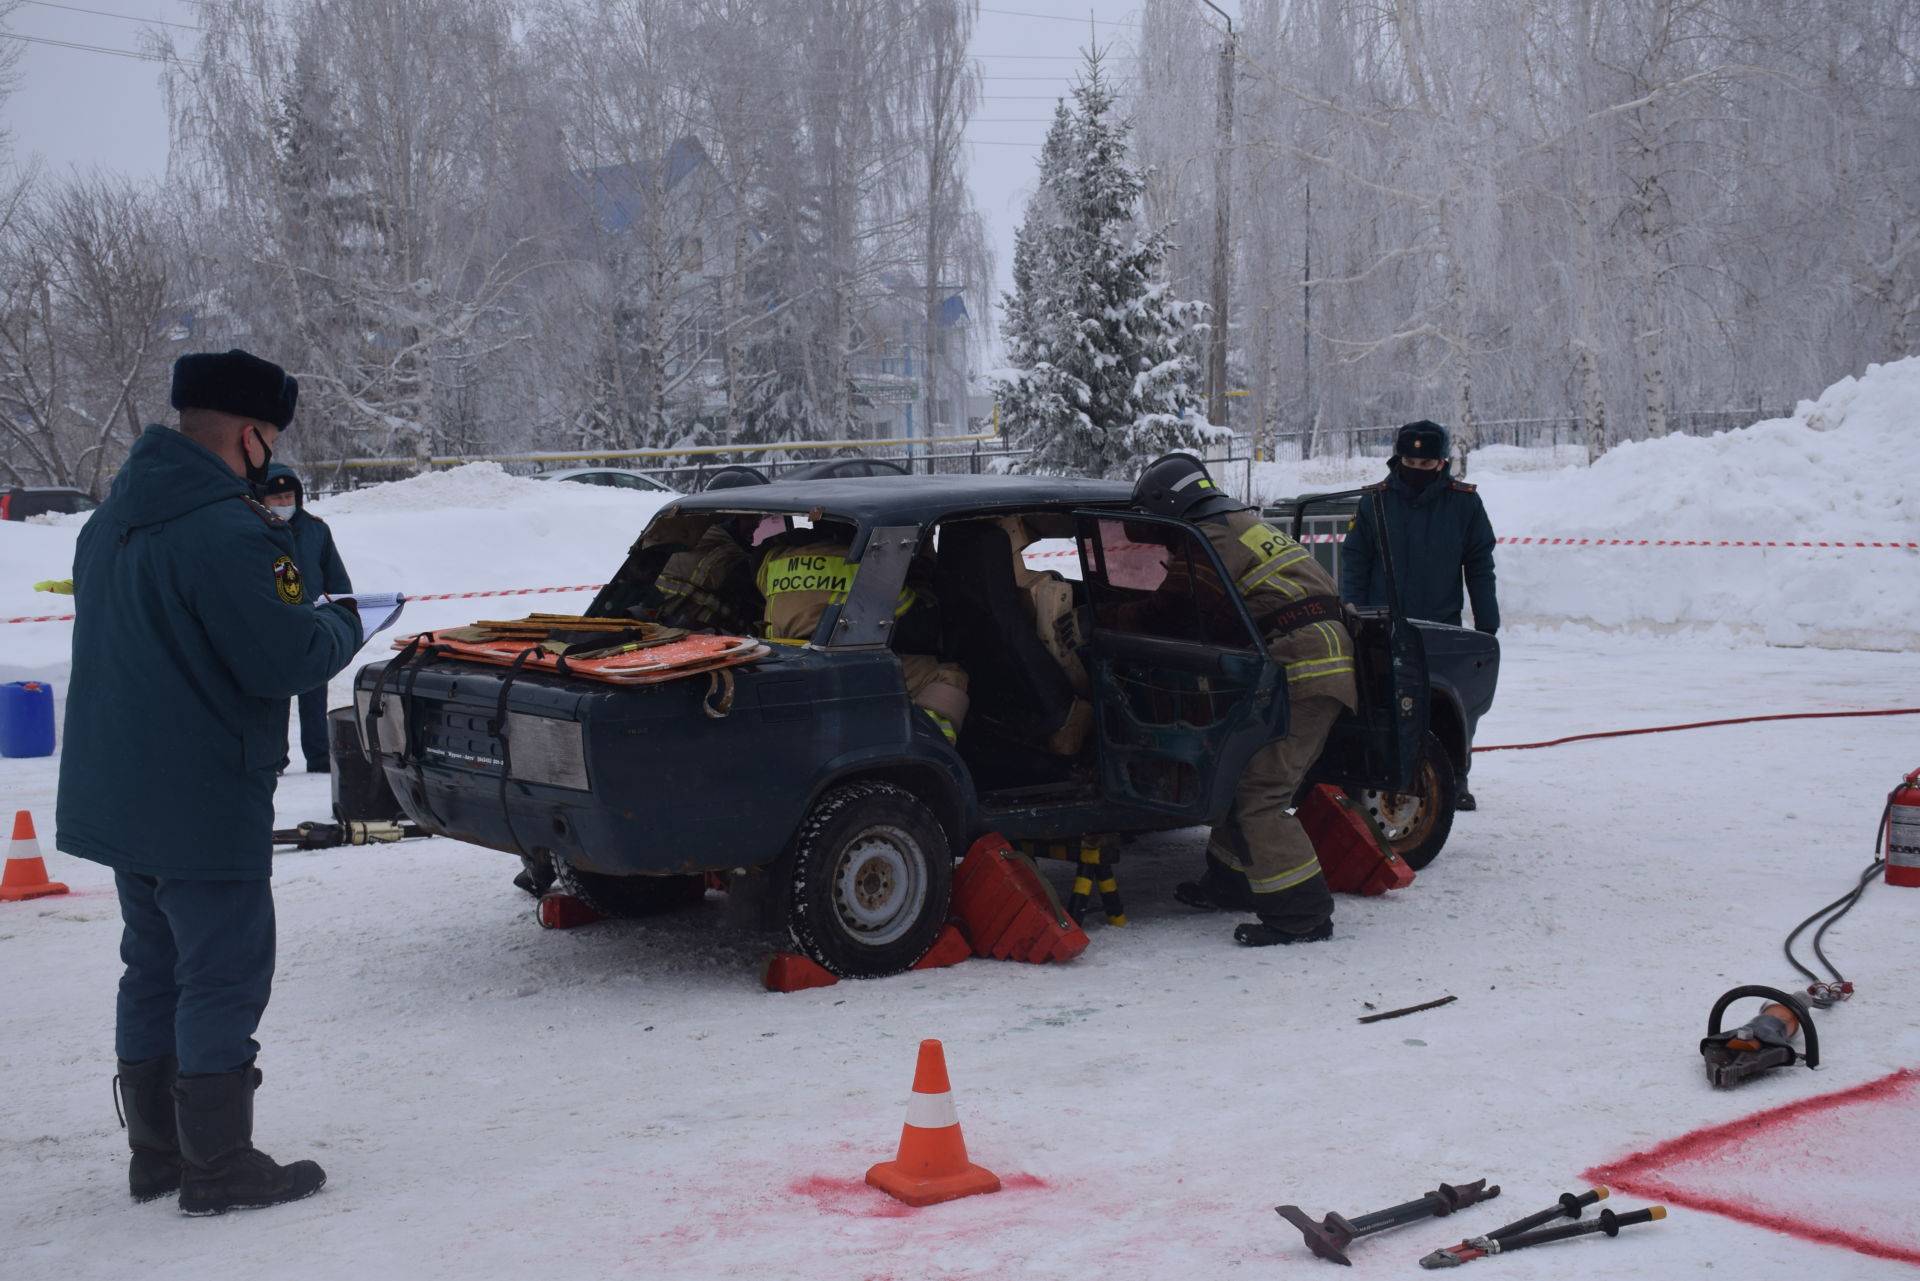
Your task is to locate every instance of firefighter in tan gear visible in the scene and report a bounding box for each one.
[756,521,969,743]
[637,470,769,634]
[1131,452,1357,947]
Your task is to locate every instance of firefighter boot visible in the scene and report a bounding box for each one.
[174,1067,326,1216]
[115,1055,181,1202]
[1236,873,1334,946]
[1234,917,1334,946]
[1174,860,1256,913]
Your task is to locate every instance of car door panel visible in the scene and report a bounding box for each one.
[1073,512,1286,821]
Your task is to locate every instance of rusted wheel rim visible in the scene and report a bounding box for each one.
[831,824,927,947]
[1362,757,1439,852]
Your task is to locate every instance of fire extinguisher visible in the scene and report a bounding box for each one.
[1887,768,1920,888]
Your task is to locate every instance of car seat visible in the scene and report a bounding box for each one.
[934,521,1088,756]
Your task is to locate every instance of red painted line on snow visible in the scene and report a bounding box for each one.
[1475,707,1920,752]
[1583,1068,1920,1268]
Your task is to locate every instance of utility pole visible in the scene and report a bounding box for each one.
[1302,177,1312,457]
[1200,1,1235,428]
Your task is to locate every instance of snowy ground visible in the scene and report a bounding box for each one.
[3,626,1917,1281]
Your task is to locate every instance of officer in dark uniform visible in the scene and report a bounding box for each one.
[1340,420,1498,809]
[57,349,362,1216]
[1131,453,1357,946]
[1339,419,1499,633]
[259,463,353,771]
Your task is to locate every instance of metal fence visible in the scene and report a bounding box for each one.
[1266,408,1790,461]
[306,436,1259,498]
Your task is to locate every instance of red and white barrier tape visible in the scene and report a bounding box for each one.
[1024,536,1919,558]
[407,584,601,603]
[3,582,602,625]
[8,532,1915,625]
[1496,537,1918,548]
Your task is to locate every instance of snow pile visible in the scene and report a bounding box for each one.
[306,463,668,604]
[313,461,555,516]
[1486,357,1918,648]
[1251,357,1920,649]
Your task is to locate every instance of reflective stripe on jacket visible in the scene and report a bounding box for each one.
[1200,508,1357,709]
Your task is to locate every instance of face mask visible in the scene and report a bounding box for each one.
[1395,459,1446,492]
[243,426,274,491]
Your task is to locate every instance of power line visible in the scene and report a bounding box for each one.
[18,0,203,31]
[0,31,189,64]
[978,5,1135,26]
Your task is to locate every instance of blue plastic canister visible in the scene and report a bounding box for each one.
[0,681,56,758]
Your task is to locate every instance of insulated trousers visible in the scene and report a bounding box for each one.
[113,871,275,1077]
[1206,694,1347,931]
[297,687,330,769]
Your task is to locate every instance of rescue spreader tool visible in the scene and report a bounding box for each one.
[1434,1205,1667,1262]
[1700,984,1819,1088]
[1277,1178,1500,1265]
[271,819,427,850]
[1419,1186,1609,1268]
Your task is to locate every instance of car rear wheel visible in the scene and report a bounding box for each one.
[787,780,951,979]
[1357,731,1456,871]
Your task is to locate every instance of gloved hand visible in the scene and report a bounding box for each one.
[1475,624,1498,636]
[1340,603,1364,637]
[32,579,74,595]
[329,596,361,627]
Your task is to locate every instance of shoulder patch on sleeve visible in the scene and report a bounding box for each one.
[272,555,306,605]
[1449,480,1478,493]
[242,495,288,527]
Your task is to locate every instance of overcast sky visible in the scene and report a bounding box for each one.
[2,0,1151,321]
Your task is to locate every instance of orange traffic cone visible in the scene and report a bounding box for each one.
[1,810,69,902]
[866,1039,1001,1207]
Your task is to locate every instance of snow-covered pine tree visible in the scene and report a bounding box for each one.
[995,52,1215,480]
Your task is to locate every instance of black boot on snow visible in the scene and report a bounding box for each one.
[1456,788,1477,812]
[116,1055,181,1201]
[1233,918,1334,947]
[174,1067,326,1216]
[1175,862,1256,913]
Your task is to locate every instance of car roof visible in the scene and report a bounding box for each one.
[666,472,1135,526]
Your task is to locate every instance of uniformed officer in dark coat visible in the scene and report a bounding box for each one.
[57,349,362,1216]
[259,462,353,771]
[1339,420,1500,633]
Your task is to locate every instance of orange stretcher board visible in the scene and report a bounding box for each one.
[392,630,770,686]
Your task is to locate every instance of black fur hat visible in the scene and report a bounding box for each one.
[170,349,298,429]
[1394,419,1451,460]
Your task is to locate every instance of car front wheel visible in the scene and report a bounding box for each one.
[787,780,951,978]
[1357,731,1456,871]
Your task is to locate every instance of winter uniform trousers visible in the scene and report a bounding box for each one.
[297,687,330,770]
[1205,695,1348,931]
[114,871,275,1077]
